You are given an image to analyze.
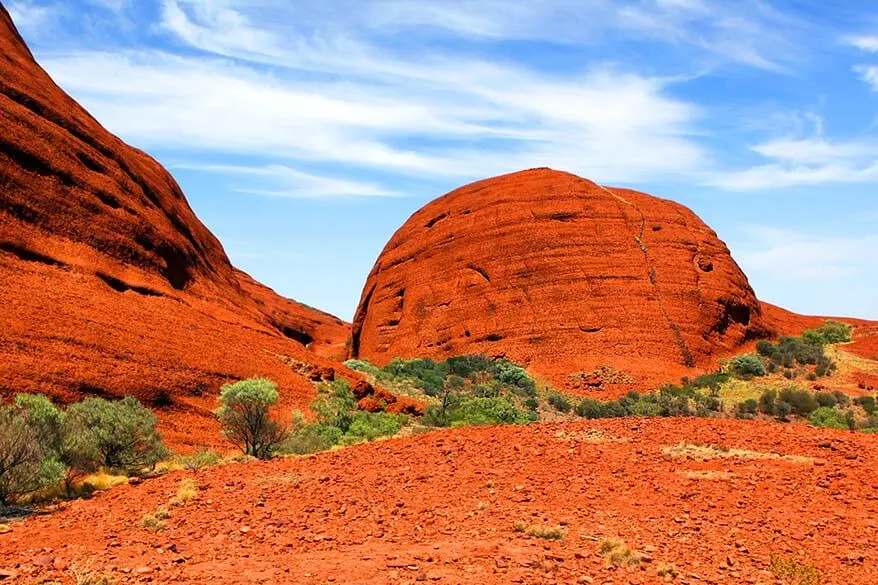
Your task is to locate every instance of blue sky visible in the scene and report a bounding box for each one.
[7,0,878,321]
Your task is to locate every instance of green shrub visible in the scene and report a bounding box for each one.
[814,392,837,408]
[736,398,759,416]
[776,401,793,421]
[755,340,778,359]
[346,411,405,441]
[343,359,380,377]
[491,361,537,397]
[216,379,287,460]
[446,355,495,378]
[778,387,819,417]
[758,389,777,415]
[382,358,448,395]
[803,321,852,345]
[66,396,167,472]
[547,393,572,413]
[575,398,603,419]
[311,380,358,433]
[282,417,343,455]
[730,355,766,378]
[810,407,853,431]
[0,408,62,505]
[854,396,877,415]
[629,399,663,417]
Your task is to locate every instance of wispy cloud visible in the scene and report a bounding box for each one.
[848,35,878,53]
[171,163,400,198]
[736,226,878,281]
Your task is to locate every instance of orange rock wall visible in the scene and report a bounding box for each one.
[352,168,773,389]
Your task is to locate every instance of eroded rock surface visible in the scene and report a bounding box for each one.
[352,168,773,389]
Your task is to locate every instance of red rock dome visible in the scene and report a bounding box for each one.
[0,4,350,446]
[351,168,773,391]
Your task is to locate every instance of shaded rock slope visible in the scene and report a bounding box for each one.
[0,4,351,443]
[352,168,775,390]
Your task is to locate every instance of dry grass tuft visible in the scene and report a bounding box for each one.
[677,470,735,480]
[656,562,678,579]
[513,521,565,540]
[599,537,641,567]
[71,561,118,585]
[169,478,198,506]
[140,507,170,532]
[554,430,628,444]
[771,554,824,585]
[663,443,814,464]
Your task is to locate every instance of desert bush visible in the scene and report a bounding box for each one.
[803,321,852,345]
[216,379,287,460]
[776,401,793,422]
[65,396,167,472]
[282,418,343,455]
[778,387,819,417]
[342,359,381,376]
[0,408,62,506]
[730,354,766,379]
[575,398,604,419]
[441,395,531,427]
[854,395,877,415]
[815,392,837,408]
[446,355,495,378]
[737,398,759,414]
[382,358,448,395]
[547,393,572,413]
[758,388,778,415]
[810,407,854,431]
[491,360,537,397]
[346,411,406,441]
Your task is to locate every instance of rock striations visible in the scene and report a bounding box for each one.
[0,4,351,445]
[352,168,773,390]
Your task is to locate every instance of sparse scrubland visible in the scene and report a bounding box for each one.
[2,321,874,511]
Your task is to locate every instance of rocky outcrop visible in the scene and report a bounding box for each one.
[0,3,351,445]
[352,168,773,390]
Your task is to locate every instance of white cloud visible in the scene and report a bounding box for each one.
[6,1,52,35]
[848,35,878,53]
[171,163,400,198]
[707,137,878,190]
[39,44,705,190]
[855,65,878,90]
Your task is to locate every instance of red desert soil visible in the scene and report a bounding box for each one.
[2,418,876,584]
[0,3,356,446]
[352,168,775,391]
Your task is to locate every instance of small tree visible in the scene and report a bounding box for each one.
[217,379,287,459]
[0,408,61,506]
[65,397,167,474]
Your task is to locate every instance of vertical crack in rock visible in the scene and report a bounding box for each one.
[601,185,696,367]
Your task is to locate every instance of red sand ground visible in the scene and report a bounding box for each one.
[351,169,775,392]
[2,418,877,584]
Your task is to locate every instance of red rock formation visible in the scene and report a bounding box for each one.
[352,168,774,391]
[0,4,352,446]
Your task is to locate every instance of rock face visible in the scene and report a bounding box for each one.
[0,4,350,444]
[352,168,773,390]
